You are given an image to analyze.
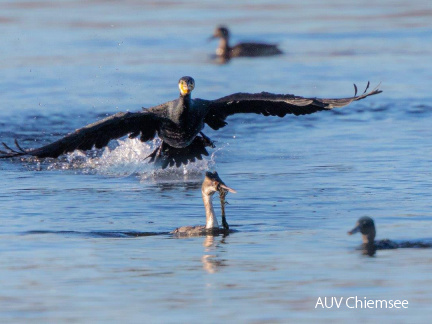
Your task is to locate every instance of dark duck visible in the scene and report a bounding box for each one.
[348,216,432,256]
[172,171,236,237]
[210,26,283,60]
[0,76,381,169]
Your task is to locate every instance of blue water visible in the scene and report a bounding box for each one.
[1,0,432,322]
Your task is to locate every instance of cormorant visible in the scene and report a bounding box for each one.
[348,216,432,256]
[172,171,236,236]
[0,76,382,169]
[210,26,283,60]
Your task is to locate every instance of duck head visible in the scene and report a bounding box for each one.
[210,26,230,40]
[348,216,376,245]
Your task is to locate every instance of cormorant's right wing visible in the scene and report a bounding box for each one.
[0,111,160,158]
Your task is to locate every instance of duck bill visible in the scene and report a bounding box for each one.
[347,225,360,235]
[219,183,236,193]
[208,35,217,42]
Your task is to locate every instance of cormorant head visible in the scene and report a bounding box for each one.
[178,76,195,97]
[211,26,230,40]
[202,171,236,196]
[348,216,376,244]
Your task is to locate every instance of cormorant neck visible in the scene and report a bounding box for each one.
[179,93,192,106]
[217,37,230,56]
[202,191,219,229]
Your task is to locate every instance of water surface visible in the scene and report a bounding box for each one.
[1,0,432,322]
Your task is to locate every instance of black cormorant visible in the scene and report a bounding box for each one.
[348,216,432,256]
[0,76,382,168]
[210,26,283,60]
[172,171,236,236]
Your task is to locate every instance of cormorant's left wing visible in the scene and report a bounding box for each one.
[0,111,160,159]
[204,82,382,130]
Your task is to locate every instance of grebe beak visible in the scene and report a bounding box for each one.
[218,183,236,194]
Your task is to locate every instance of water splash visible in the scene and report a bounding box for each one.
[41,137,219,180]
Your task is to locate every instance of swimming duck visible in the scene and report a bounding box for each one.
[172,171,236,236]
[210,26,283,60]
[348,216,432,256]
[0,76,381,168]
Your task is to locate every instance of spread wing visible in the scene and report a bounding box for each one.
[0,111,160,158]
[204,82,382,130]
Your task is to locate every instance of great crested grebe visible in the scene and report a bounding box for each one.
[348,216,432,256]
[210,26,283,59]
[172,171,236,237]
[1,76,381,169]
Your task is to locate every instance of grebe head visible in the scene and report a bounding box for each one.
[178,76,195,96]
[210,26,230,40]
[202,171,236,196]
[348,216,376,244]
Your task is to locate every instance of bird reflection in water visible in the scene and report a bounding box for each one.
[201,235,229,274]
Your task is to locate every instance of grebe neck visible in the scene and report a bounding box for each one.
[202,192,219,229]
[216,37,230,57]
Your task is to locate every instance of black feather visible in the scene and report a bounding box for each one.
[0,111,159,159]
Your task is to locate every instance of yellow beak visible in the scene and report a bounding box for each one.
[179,83,190,95]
